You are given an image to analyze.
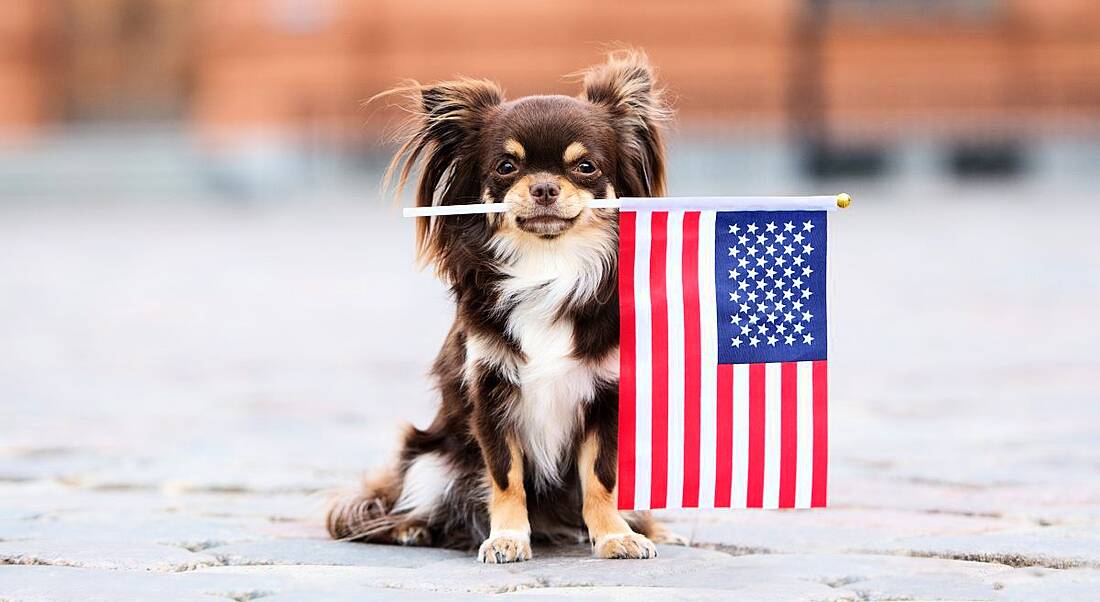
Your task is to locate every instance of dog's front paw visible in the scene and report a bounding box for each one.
[594,532,657,559]
[477,530,532,564]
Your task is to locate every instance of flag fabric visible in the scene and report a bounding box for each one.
[617,205,828,510]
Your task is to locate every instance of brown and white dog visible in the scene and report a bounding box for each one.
[327,50,678,562]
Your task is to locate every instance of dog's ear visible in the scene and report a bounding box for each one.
[382,78,504,270]
[579,49,671,197]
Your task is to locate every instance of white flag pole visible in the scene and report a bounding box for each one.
[402,193,851,218]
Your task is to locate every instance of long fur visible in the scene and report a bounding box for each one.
[328,49,672,553]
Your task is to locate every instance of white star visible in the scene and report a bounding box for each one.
[756,234,767,246]
[784,221,795,232]
[765,221,777,233]
[774,232,786,245]
[749,336,760,347]
[747,223,759,234]
[728,247,738,256]
[738,257,749,268]
[749,314,759,324]
[739,303,751,314]
[765,267,776,279]
[731,314,741,324]
[802,266,813,277]
[738,280,749,291]
[783,289,794,300]
[729,291,741,302]
[774,301,785,312]
[784,311,795,322]
[756,302,767,313]
[794,323,805,334]
[802,244,814,255]
[802,288,813,299]
[775,256,787,266]
[737,235,750,247]
[773,279,786,289]
[802,310,813,322]
[747,268,758,279]
[803,333,815,345]
[765,290,776,301]
[776,323,787,335]
[783,267,794,278]
[792,300,803,311]
[746,291,757,302]
[755,256,767,268]
[728,269,739,279]
[793,255,805,266]
[792,277,803,288]
[731,337,743,348]
[767,335,778,346]
[740,325,751,336]
[728,224,740,234]
[766,312,777,323]
[765,245,777,256]
[793,232,805,244]
[784,245,795,255]
[757,323,768,335]
[755,279,766,289]
[746,246,758,257]
[785,334,795,345]
[802,220,815,232]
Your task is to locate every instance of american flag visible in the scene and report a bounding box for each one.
[618,203,828,510]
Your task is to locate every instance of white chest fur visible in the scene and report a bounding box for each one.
[487,230,618,487]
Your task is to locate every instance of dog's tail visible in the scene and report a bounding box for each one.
[325,467,404,542]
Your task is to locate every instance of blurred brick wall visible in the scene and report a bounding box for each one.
[189,0,797,142]
[1,0,1098,141]
[0,1,58,137]
[186,0,1100,140]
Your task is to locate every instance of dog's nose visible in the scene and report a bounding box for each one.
[529,181,560,206]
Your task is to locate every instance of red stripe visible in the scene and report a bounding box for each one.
[714,364,733,506]
[648,212,669,509]
[811,360,829,507]
[779,362,798,508]
[746,363,766,507]
[680,212,702,507]
[617,211,637,510]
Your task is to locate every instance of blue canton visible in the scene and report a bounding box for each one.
[715,211,827,363]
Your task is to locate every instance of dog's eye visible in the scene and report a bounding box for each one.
[496,160,517,175]
[575,160,598,175]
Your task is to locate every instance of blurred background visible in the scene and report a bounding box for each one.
[2,4,1100,593]
[1,0,1098,198]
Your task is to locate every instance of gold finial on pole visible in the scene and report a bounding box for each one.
[835,192,852,209]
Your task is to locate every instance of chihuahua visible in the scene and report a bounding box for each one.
[328,50,677,562]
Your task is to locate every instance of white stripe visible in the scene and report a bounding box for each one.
[665,211,685,509]
[632,211,653,510]
[697,211,718,508]
[795,361,815,509]
[731,363,750,508]
[762,362,783,509]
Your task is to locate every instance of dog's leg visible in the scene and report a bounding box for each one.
[470,364,531,563]
[476,437,531,563]
[579,431,656,559]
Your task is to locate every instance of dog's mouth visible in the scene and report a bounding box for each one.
[515,214,579,238]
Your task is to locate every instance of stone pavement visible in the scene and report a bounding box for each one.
[2,188,1098,600]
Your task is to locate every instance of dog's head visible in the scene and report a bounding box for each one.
[386,50,670,279]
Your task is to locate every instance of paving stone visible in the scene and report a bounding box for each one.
[888,527,1100,569]
[207,538,466,568]
[0,540,220,572]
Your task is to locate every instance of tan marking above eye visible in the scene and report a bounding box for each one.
[563,142,588,164]
[504,139,526,160]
